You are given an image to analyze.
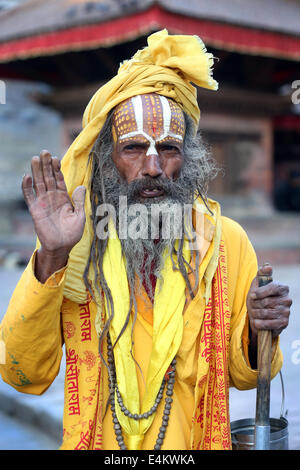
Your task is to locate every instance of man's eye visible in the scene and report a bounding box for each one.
[160,144,178,151]
[124,144,144,151]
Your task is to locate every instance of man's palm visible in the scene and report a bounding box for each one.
[22,151,86,254]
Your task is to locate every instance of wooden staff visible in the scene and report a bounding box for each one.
[255,264,273,450]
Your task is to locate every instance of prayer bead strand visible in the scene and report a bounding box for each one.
[107,334,176,450]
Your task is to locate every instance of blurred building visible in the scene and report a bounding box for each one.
[0,0,28,12]
[0,0,299,262]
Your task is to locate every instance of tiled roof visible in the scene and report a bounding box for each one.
[161,0,300,36]
[0,0,152,42]
[0,0,299,43]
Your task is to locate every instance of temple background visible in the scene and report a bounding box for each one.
[0,0,299,265]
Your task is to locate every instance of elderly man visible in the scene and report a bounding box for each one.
[0,30,291,450]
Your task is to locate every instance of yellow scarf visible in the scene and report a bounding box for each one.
[101,199,221,450]
[103,220,191,449]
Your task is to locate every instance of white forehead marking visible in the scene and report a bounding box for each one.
[119,95,183,156]
[158,95,183,142]
[132,95,144,134]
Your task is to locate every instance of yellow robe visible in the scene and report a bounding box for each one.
[0,216,282,450]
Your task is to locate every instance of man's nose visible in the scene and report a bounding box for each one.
[142,152,163,178]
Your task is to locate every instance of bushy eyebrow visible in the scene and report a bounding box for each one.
[156,137,183,146]
[119,134,182,144]
[119,135,149,146]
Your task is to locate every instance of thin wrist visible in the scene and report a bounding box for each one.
[35,247,69,283]
[38,245,70,260]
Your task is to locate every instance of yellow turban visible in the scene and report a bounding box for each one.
[60,28,218,303]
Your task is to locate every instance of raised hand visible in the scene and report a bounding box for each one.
[22,150,86,282]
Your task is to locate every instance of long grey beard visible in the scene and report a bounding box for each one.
[102,167,196,299]
[89,110,218,300]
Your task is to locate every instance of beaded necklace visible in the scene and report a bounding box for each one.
[107,334,176,450]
